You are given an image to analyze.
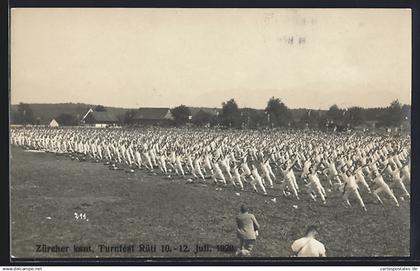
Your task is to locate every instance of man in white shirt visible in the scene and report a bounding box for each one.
[250,164,267,195]
[291,226,326,257]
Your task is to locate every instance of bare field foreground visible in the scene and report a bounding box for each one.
[10,146,410,258]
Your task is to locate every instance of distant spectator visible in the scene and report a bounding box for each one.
[235,204,260,256]
[291,225,326,257]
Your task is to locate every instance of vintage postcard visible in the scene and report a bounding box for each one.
[10,8,411,259]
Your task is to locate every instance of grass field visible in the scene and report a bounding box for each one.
[11,146,410,258]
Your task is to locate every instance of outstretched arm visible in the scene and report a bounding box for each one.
[353,165,365,173]
[287,160,299,172]
[379,163,389,175]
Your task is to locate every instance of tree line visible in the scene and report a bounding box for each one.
[169,98,410,130]
[11,98,410,129]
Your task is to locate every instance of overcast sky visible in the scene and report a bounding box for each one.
[11,8,411,109]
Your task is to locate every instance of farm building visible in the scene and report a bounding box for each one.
[81,109,119,128]
[131,108,174,126]
[49,119,60,127]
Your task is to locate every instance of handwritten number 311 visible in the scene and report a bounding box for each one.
[74,212,88,221]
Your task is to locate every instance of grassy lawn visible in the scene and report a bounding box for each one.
[10,146,410,258]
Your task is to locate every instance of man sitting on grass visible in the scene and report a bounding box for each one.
[291,225,326,257]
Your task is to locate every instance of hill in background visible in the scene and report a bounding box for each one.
[10,102,331,125]
[10,103,132,125]
[9,103,230,125]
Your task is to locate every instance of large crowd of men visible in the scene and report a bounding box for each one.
[11,127,411,211]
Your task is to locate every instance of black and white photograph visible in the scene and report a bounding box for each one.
[9,8,411,259]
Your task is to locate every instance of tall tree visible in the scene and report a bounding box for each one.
[265,97,291,127]
[326,104,343,123]
[386,99,404,126]
[347,106,365,127]
[220,99,241,128]
[171,105,191,126]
